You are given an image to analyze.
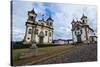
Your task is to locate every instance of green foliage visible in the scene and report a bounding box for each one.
[11,41,31,49]
[37,44,62,47]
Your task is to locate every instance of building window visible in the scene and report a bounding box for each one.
[35,29,38,34]
[50,22,52,26]
[45,31,47,36]
[27,37,30,40]
[49,32,51,37]
[83,20,85,23]
[75,31,76,35]
[29,16,33,20]
[78,31,80,35]
[28,29,32,34]
[80,29,82,34]
[30,16,33,20]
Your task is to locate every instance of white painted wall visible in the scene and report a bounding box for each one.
[25,26,32,42]
[43,29,49,43]
[73,31,77,43]
[81,28,86,41]
[73,27,95,43]
[32,26,53,44]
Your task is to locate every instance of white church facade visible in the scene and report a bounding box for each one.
[23,9,53,44]
[71,14,97,44]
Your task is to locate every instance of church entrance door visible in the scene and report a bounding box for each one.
[39,37,44,43]
[39,31,44,44]
[77,35,82,43]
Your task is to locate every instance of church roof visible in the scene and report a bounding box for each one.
[46,16,53,21]
[28,8,37,15]
[82,25,94,32]
[81,14,87,20]
[31,8,36,14]
[71,19,75,24]
[88,26,94,32]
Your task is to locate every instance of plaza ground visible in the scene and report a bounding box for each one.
[12,44,97,66]
[12,45,73,65]
[36,43,97,65]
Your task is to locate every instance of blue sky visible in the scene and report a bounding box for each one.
[12,1,97,41]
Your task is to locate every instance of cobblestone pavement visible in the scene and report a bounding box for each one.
[35,44,97,65]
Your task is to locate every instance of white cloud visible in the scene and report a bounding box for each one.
[52,4,97,39]
[12,27,25,41]
[12,1,33,41]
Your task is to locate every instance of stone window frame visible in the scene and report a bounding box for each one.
[49,32,51,37]
[35,29,38,34]
[45,31,47,36]
[82,20,85,23]
[28,28,32,34]
[30,16,33,20]
[80,29,82,34]
[27,37,30,40]
[50,22,52,26]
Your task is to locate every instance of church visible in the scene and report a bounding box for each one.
[71,14,97,44]
[23,9,54,45]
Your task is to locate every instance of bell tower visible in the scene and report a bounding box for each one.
[23,8,37,44]
[47,16,53,28]
[81,14,89,43]
[46,16,54,43]
[71,19,75,44]
[81,14,88,25]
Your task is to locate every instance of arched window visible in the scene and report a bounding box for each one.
[28,16,33,20]
[49,32,51,37]
[83,20,85,23]
[30,16,33,20]
[45,31,47,36]
[35,29,38,34]
[80,29,82,34]
[75,31,76,35]
[28,29,32,34]
[50,22,52,26]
